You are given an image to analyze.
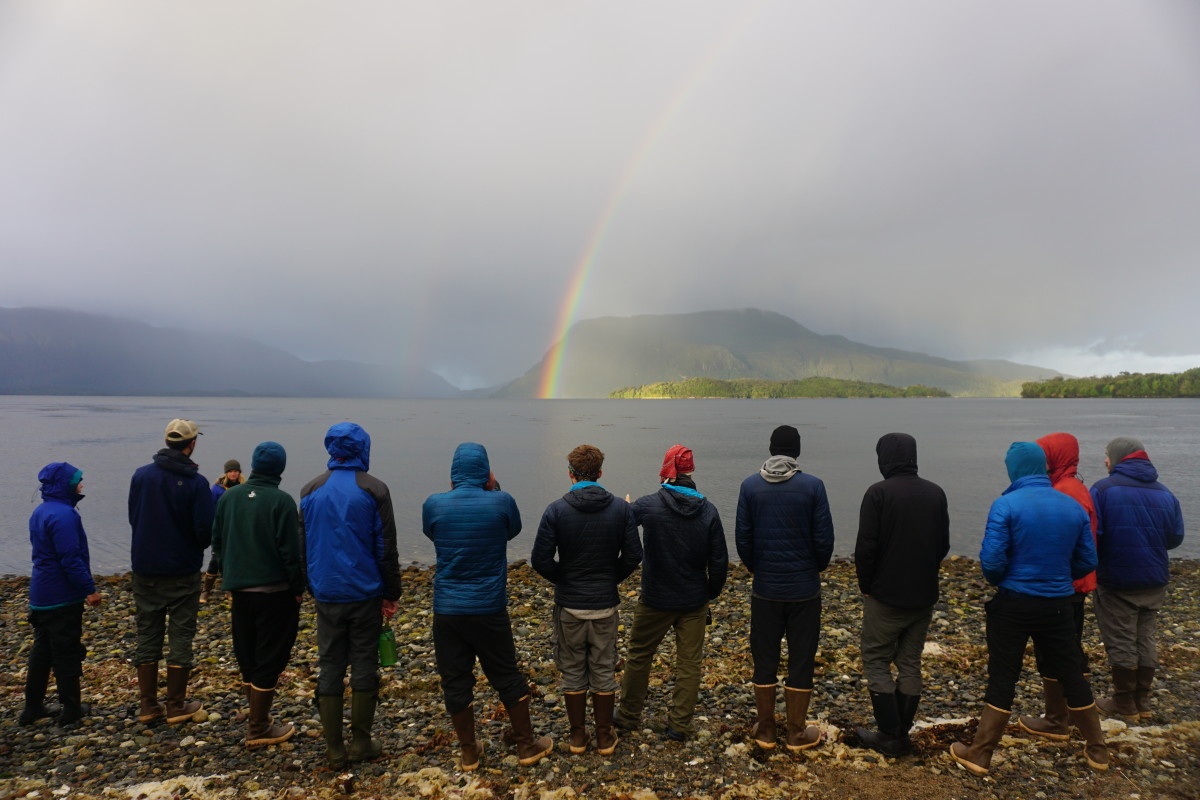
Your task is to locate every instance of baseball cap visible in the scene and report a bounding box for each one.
[165,418,202,442]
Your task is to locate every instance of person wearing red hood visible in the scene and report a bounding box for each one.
[1019,432,1099,741]
[1089,437,1184,721]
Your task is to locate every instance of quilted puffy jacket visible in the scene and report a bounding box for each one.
[1090,456,1184,590]
[29,462,96,608]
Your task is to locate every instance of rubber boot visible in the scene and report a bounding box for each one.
[348,691,383,762]
[165,665,203,723]
[1019,677,1071,741]
[19,661,59,725]
[136,662,165,724]
[949,704,1011,776]
[1068,703,1110,771]
[1097,666,1139,720]
[783,687,822,751]
[451,705,481,771]
[199,573,219,605]
[1135,666,1155,719]
[317,694,347,768]
[856,690,906,756]
[593,691,617,756]
[505,694,553,766]
[896,691,920,748]
[565,691,588,754]
[751,683,777,749]
[55,672,91,726]
[246,684,294,748]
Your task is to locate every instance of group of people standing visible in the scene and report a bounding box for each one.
[20,418,1184,780]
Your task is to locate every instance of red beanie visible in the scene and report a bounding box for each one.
[659,444,695,481]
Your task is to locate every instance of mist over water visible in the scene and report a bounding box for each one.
[3,396,1196,575]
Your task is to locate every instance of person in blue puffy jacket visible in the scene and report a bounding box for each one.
[950,442,1107,776]
[1089,437,1185,721]
[22,462,102,727]
[423,442,552,769]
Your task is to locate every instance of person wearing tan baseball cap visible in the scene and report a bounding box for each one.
[127,418,214,725]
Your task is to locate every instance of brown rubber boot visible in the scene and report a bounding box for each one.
[784,687,823,751]
[199,573,219,604]
[246,684,294,748]
[593,691,617,756]
[751,683,777,749]
[450,705,481,771]
[565,691,588,754]
[1019,677,1071,741]
[1069,703,1110,771]
[1097,666,1139,720]
[136,662,164,724]
[505,694,553,766]
[1134,666,1156,719]
[164,665,203,723]
[949,704,1011,776]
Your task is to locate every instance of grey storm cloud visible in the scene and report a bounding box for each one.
[2,1,1199,388]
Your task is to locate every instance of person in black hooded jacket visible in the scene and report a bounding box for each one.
[853,432,949,756]
[614,444,727,741]
[532,444,642,757]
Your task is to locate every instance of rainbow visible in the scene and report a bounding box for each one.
[536,5,767,398]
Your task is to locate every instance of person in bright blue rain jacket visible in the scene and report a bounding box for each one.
[951,442,1108,776]
[22,462,102,727]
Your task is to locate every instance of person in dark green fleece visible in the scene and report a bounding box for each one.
[211,441,305,749]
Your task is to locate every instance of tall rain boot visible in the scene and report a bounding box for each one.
[593,691,617,756]
[451,704,481,771]
[19,661,59,725]
[246,684,294,748]
[1134,666,1156,719]
[1096,666,1139,720]
[565,691,588,754]
[895,690,920,753]
[855,690,905,756]
[199,573,219,604]
[165,665,203,723]
[136,662,165,724]
[949,704,1011,776]
[348,691,383,762]
[317,694,347,768]
[1019,677,1071,741]
[783,687,823,751]
[505,694,553,766]
[55,672,91,726]
[751,683,777,749]
[1068,703,1110,771]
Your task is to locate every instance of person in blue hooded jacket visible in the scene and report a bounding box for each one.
[423,442,553,769]
[950,442,1108,777]
[300,422,403,767]
[1089,437,1184,721]
[21,462,102,727]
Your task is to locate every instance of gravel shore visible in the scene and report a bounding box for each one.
[2,558,1197,800]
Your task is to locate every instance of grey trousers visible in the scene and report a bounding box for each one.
[553,605,619,693]
[316,598,382,695]
[859,596,933,696]
[1094,584,1166,669]
[132,572,201,668]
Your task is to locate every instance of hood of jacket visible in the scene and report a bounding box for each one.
[657,484,706,518]
[1112,456,1160,484]
[325,421,370,471]
[450,442,491,489]
[152,447,200,477]
[1005,441,1048,483]
[1036,432,1081,485]
[877,432,918,479]
[38,461,83,505]
[759,455,800,483]
[564,482,615,511]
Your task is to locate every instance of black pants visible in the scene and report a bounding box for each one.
[231,590,299,689]
[433,613,529,715]
[316,598,382,695]
[1033,591,1089,678]
[984,590,1093,710]
[750,594,821,688]
[28,603,85,680]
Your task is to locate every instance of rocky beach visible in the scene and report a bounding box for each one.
[2,558,1197,800]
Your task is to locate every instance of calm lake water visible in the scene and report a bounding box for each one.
[2,396,1195,575]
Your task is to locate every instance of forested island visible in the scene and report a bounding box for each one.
[1021,367,1200,398]
[610,377,950,399]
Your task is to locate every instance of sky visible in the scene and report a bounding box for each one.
[2,1,1199,390]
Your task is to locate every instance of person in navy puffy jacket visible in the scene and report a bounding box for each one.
[1089,437,1184,721]
[22,462,102,727]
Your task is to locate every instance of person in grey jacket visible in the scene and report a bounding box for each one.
[615,444,727,742]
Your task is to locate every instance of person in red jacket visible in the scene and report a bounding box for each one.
[1018,432,1099,741]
